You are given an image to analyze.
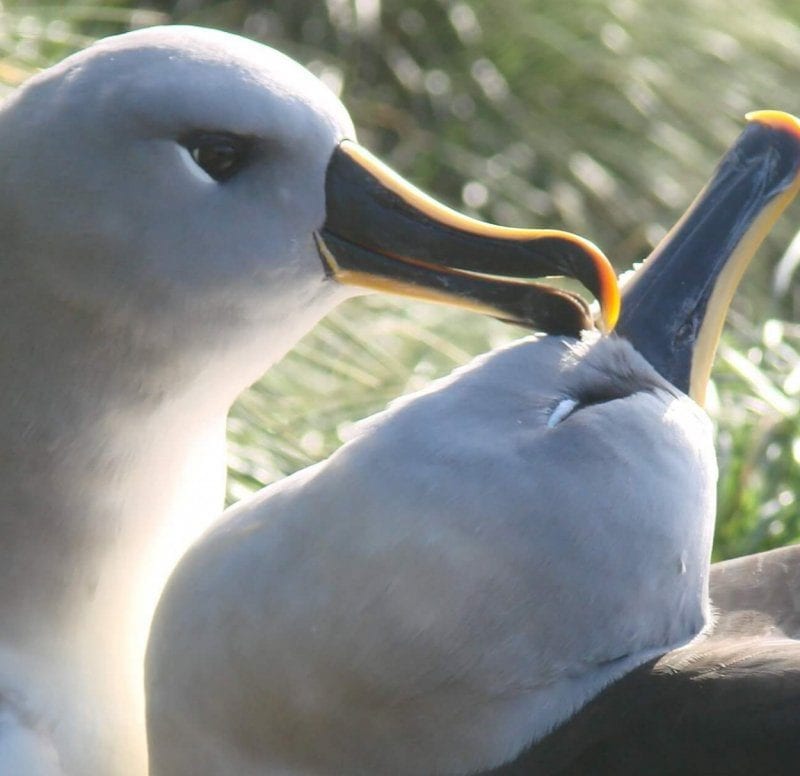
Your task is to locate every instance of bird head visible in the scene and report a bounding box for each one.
[0,25,618,404]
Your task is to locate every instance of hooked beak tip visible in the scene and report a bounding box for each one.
[586,237,620,332]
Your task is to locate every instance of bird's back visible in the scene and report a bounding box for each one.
[488,543,800,775]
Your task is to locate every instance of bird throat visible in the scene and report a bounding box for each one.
[0,345,230,774]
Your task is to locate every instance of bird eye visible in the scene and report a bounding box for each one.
[182,132,250,181]
[547,381,653,428]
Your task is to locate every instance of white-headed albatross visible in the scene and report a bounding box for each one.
[145,114,800,775]
[0,26,618,775]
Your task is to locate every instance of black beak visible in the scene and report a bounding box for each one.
[316,140,619,336]
[616,111,800,402]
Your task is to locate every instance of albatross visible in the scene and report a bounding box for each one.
[492,114,800,775]
[0,26,618,775]
[145,109,800,775]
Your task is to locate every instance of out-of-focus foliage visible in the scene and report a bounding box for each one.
[2,0,800,559]
[0,2,166,87]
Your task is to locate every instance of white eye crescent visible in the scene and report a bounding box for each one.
[547,398,579,428]
[177,145,216,185]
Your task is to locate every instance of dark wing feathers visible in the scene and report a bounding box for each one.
[710,543,800,639]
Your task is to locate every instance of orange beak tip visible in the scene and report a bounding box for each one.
[591,244,620,333]
[744,110,800,140]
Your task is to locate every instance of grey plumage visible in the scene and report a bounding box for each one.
[0,25,614,773]
[146,333,717,775]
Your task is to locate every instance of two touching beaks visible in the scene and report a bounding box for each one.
[319,110,800,402]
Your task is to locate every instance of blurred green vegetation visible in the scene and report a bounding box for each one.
[3,0,800,560]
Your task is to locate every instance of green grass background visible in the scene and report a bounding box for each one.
[4,0,800,560]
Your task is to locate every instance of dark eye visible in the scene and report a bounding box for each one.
[183,132,250,181]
